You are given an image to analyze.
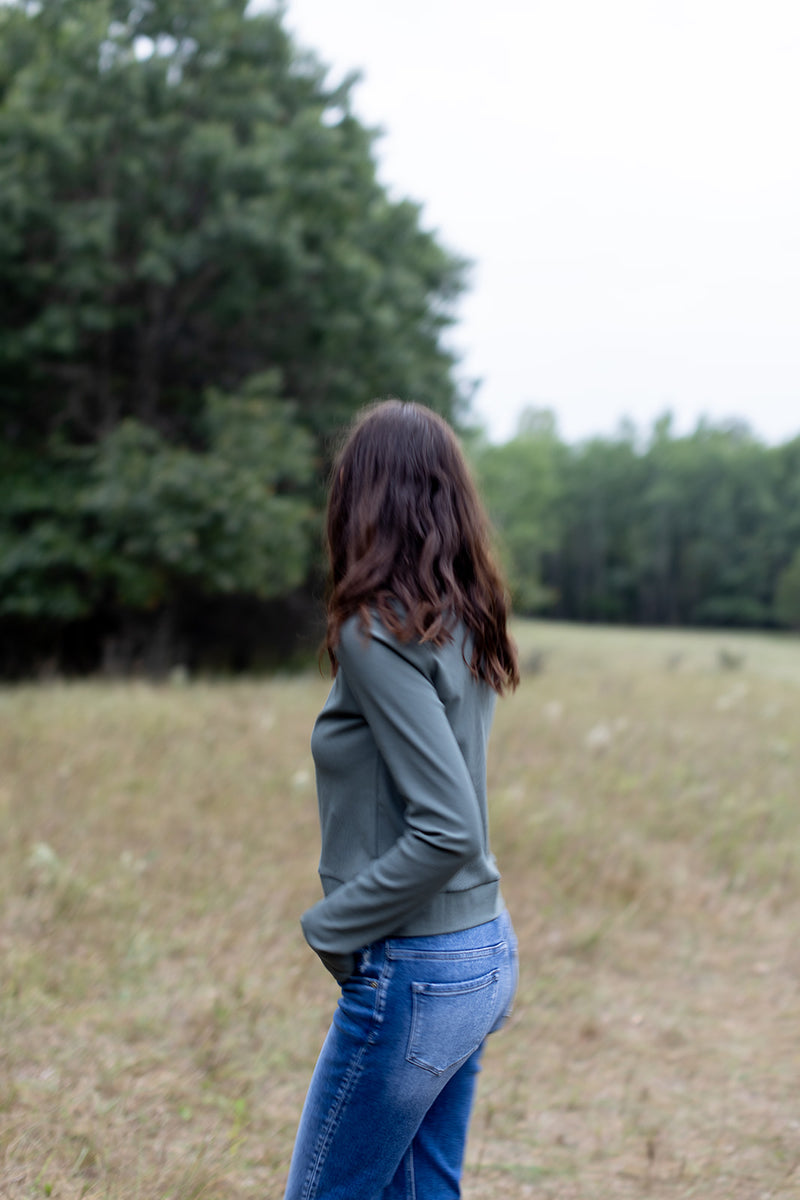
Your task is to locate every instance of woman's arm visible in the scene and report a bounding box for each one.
[301,619,484,980]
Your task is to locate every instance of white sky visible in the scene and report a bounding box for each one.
[282,0,800,445]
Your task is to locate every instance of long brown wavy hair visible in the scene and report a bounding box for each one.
[324,400,519,694]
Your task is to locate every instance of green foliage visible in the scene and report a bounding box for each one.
[0,0,466,670]
[1,0,795,667]
[632,421,779,626]
[0,378,314,621]
[473,414,800,630]
[0,444,96,620]
[774,550,800,630]
[557,431,646,622]
[0,0,464,444]
[84,379,316,607]
[473,408,564,613]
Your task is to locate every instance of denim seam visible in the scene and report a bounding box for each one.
[367,957,393,1044]
[385,939,505,962]
[410,968,499,998]
[300,963,391,1197]
[300,1040,370,1200]
[406,1141,417,1200]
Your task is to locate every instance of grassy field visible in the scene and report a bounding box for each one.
[2,621,799,1199]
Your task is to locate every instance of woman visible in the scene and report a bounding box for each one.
[285,400,520,1200]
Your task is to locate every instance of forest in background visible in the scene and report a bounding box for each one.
[2,0,799,678]
[474,409,800,632]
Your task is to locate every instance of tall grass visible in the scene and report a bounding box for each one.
[2,623,799,1198]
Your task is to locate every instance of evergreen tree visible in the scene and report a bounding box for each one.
[0,0,466,672]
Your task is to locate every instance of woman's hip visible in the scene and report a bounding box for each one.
[346,909,519,1064]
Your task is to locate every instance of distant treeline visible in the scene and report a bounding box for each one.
[473,409,800,632]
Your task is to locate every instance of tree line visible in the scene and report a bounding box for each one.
[2,1,798,677]
[473,409,800,632]
[0,0,465,674]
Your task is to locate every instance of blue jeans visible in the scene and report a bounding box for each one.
[284,910,518,1200]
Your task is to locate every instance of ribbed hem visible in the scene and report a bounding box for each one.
[391,880,503,938]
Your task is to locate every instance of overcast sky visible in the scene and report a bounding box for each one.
[282,0,800,445]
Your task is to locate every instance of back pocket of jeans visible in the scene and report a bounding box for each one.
[406,969,499,1075]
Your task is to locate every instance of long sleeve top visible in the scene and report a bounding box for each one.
[301,612,503,980]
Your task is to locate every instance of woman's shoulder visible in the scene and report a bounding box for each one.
[338,609,431,662]
[338,608,472,681]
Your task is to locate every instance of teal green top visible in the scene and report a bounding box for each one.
[301,612,503,981]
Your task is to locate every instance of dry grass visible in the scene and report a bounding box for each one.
[1,622,799,1199]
